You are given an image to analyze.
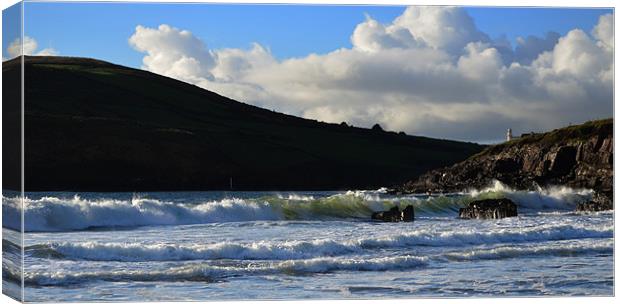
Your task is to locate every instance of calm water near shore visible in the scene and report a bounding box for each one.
[2,183,613,301]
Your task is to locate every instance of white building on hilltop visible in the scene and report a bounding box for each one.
[506,128,513,141]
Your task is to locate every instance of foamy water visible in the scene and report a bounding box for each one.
[2,182,613,301]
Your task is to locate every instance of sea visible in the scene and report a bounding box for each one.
[1,181,614,301]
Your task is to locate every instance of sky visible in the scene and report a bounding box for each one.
[3,3,614,143]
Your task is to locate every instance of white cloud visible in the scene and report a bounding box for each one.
[551,29,608,78]
[393,6,490,56]
[457,42,503,82]
[129,24,216,83]
[351,14,420,52]
[211,43,276,81]
[129,7,613,142]
[592,13,613,52]
[6,36,58,59]
[514,32,561,64]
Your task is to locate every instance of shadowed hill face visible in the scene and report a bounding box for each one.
[4,56,484,191]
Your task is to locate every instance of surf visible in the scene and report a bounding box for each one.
[2,181,595,232]
[16,238,612,286]
[22,220,611,262]
[19,255,429,286]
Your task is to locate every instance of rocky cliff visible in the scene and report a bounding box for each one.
[396,119,613,201]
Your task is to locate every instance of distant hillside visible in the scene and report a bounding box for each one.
[3,56,483,191]
[396,118,613,197]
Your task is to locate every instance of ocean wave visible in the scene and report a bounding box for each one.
[30,222,612,262]
[22,255,428,286]
[2,240,23,284]
[2,182,594,232]
[442,239,613,261]
[354,223,612,248]
[37,239,359,261]
[20,238,612,286]
[3,195,281,232]
[275,193,315,201]
[469,180,592,211]
[2,193,400,232]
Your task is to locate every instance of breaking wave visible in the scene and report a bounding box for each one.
[469,180,593,210]
[442,239,613,261]
[26,222,612,262]
[20,255,428,286]
[18,238,612,286]
[2,181,594,232]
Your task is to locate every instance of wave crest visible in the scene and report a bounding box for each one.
[19,238,612,286]
[22,255,427,286]
[28,222,612,262]
[2,182,594,232]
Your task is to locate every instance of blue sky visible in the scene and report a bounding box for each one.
[6,3,612,68]
[2,3,613,142]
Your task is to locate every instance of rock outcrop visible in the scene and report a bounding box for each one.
[395,119,613,207]
[371,205,414,222]
[576,192,613,212]
[459,198,518,219]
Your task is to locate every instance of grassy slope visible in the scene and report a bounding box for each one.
[4,56,484,191]
[480,118,613,157]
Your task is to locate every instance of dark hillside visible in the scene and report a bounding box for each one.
[3,56,484,191]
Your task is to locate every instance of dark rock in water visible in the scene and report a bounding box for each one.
[459,198,517,219]
[371,205,414,222]
[576,192,613,212]
[371,206,400,222]
[370,210,384,221]
[402,205,414,222]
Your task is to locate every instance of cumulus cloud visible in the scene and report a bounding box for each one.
[129,7,613,143]
[393,6,490,56]
[457,42,503,82]
[129,24,216,83]
[6,36,58,59]
[551,29,609,78]
[351,14,421,52]
[514,32,561,64]
[593,13,613,52]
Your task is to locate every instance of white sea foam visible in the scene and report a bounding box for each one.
[442,239,613,261]
[3,193,391,231]
[34,221,612,262]
[3,195,280,232]
[22,255,428,286]
[21,238,613,286]
[278,255,427,273]
[276,194,316,201]
[469,180,592,210]
[43,239,358,261]
[354,223,612,248]
[1,182,597,232]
